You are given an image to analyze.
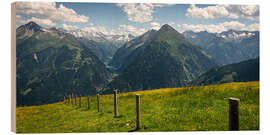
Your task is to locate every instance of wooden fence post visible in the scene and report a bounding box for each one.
[70,95,72,104]
[97,94,100,112]
[114,90,118,117]
[229,98,240,131]
[71,94,74,105]
[87,96,90,110]
[136,94,141,130]
[79,95,81,108]
[75,95,77,105]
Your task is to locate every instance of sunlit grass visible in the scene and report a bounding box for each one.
[16,81,259,133]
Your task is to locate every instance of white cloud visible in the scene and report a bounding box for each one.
[224,5,259,20]
[150,22,161,30]
[116,3,172,23]
[168,22,175,26]
[62,24,79,30]
[16,2,88,23]
[82,24,147,36]
[186,4,229,19]
[118,24,147,36]
[84,26,110,35]
[29,17,57,27]
[221,21,246,31]
[186,4,259,20]
[17,15,56,27]
[178,21,259,33]
[245,23,259,31]
[119,24,136,33]
[16,15,27,26]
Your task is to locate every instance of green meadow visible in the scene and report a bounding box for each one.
[16,81,259,133]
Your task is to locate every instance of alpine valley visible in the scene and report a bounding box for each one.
[16,22,259,106]
[67,29,135,64]
[107,24,218,92]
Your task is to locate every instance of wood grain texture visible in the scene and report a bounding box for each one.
[11,2,17,133]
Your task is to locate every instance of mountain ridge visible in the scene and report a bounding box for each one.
[16,22,259,106]
[16,21,112,106]
[183,30,259,65]
[107,24,218,92]
[66,28,135,64]
[190,58,259,86]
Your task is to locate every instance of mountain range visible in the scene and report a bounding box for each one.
[54,27,135,64]
[16,21,260,106]
[107,24,218,92]
[183,30,259,65]
[67,29,135,46]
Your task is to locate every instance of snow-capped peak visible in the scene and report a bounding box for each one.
[66,29,135,44]
[216,30,255,41]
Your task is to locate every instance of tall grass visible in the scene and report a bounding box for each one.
[16,81,259,133]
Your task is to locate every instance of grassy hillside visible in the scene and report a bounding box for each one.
[191,58,259,86]
[16,81,259,133]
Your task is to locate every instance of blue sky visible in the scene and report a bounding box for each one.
[16,2,259,36]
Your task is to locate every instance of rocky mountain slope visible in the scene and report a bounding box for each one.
[107,24,218,92]
[16,22,112,106]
